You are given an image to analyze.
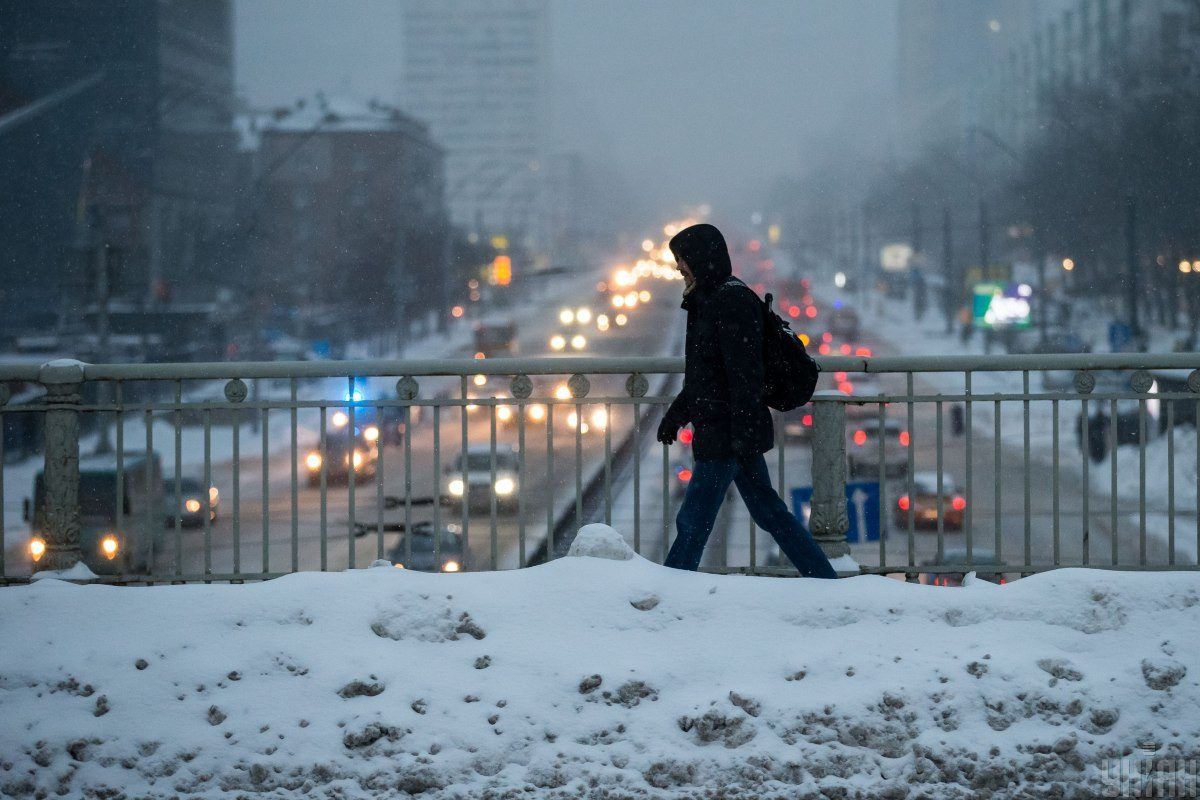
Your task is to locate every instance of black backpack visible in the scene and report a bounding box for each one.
[760,292,821,411]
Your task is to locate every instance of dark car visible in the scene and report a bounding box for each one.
[894,472,965,531]
[829,306,860,341]
[387,522,467,572]
[918,548,1005,587]
[304,428,379,487]
[164,477,219,527]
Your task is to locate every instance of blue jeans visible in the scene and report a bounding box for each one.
[666,454,838,578]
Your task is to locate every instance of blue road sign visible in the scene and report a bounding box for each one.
[791,481,882,543]
[1108,322,1133,353]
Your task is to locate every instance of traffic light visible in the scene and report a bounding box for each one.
[493,255,512,286]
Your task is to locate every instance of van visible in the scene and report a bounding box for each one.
[25,452,164,575]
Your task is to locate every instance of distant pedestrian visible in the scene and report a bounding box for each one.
[657,223,837,578]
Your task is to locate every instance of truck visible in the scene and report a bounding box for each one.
[473,319,518,357]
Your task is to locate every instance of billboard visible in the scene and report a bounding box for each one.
[972,281,1033,329]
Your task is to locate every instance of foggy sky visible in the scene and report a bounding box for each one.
[235,0,897,219]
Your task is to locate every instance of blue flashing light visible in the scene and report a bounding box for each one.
[833,299,844,309]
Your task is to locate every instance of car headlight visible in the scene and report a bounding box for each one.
[554,384,571,401]
[208,486,219,503]
[549,334,566,351]
[497,405,513,422]
[351,450,364,468]
[442,560,461,573]
[331,410,349,428]
[363,425,380,442]
[570,334,587,350]
[527,403,546,422]
[29,538,45,562]
[305,452,322,471]
[591,408,608,429]
[576,307,592,324]
[185,498,202,513]
[558,308,575,325]
[448,478,465,497]
[494,476,516,496]
[394,562,405,569]
[100,535,119,560]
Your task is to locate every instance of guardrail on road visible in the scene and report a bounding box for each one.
[1,353,1198,584]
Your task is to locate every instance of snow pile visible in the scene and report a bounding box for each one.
[1,546,1198,799]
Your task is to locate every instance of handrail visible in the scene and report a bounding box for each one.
[0,351,1196,383]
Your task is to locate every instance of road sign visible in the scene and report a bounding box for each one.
[791,481,882,543]
[1108,321,1133,352]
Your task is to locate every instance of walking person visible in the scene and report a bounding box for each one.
[657,223,837,578]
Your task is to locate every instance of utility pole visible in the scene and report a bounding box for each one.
[1034,226,1048,344]
[92,239,114,455]
[1125,195,1140,342]
[942,206,954,334]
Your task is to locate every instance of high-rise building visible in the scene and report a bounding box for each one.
[401,0,550,251]
[0,0,236,334]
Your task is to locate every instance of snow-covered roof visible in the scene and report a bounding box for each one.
[240,94,436,146]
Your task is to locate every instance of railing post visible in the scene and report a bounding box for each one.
[38,360,85,571]
[809,390,850,559]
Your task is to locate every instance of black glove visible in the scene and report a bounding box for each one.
[656,416,678,446]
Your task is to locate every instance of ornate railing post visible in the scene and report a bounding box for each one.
[809,390,850,559]
[38,360,85,571]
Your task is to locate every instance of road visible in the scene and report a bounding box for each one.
[150,269,683,578]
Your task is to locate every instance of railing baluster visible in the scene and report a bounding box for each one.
[145,406,154,579]
[1110,397,1118,565]
[375,400,385,562]
[1167,400,1175,565]
[603,402,612,525]
[994,399,1002,563]
[906,373,915,566]
[290,379,298,572]
[517,399,526,566]
[431,405,440,568]
[489,405,498,570]
[1022,371,1031,570]
[964,372,973,565]
[0,403,5,576]
[1195,396,1199,565]
[319,406,327,571]
[935,398,944,563]
[114,381,124,573]
[575,400,583,531]
[203,408,212,578]
[662,437,670,562]
[173,382,183,576]
[460,376,470,561]
[545,403,554,557]
[1052,398,1060,566]
[1081,397,1089,566]
[633,401,641,555]
[404,401,414,569]
[261,404,269,575]
[232,402,240,575]
[347,378,356,570]
[877,400,886,569]
[1138,396,1147,566]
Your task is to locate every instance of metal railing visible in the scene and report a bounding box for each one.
[1,353,1198,584]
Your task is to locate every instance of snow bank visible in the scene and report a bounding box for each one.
[1,545,1198,799]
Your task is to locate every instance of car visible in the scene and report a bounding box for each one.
[304,428,379,487]
[829,306,860,341]
[387,522,468,573]
[918,548,1005,587]
[894,471,965,530]
[846,417,909,478]
[781,405,814,441]
[444,445,520,512]
[24,452,163,575]
[164,477,219,527]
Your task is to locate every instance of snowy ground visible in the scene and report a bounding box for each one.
[1,526,1197,799]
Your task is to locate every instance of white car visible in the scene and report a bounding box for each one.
[846,417,909,478]
[444,445,520,512]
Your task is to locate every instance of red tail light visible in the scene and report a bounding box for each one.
[801,278,811,289]
[679,428,694,444]
[951,496,967,511]
[821,332,833,343]
[788,305,800,318]
[898,495,910,510]
[999,578,1007,585]
[805,306,818,319]
[818,344,830,355]
[855,347,872,357]
[834,371,847,382]
[802,294,814,305]
[838,381,854,394]
[853,430,867,446]
[802,414,813,426]
[839,343,852,355]
[677,468,692,483]
[899,431,910,447]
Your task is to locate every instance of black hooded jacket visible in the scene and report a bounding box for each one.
[663,224,774,460]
